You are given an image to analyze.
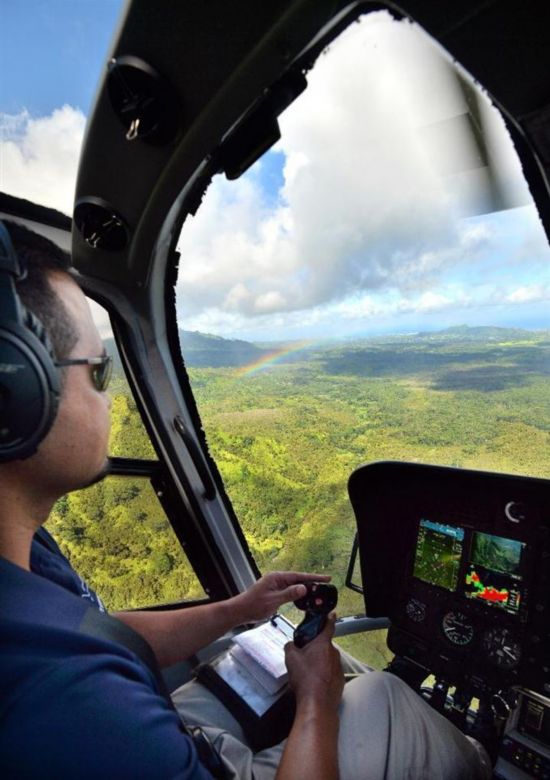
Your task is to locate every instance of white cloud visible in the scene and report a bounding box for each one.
[254,290,287,313]
[0,105,85,215]
[176,12,541,338]
[332,295,382,320]
[506,285,550,304]
[0,109,115,337]
[413,292,453,313]
[182,273,550,340]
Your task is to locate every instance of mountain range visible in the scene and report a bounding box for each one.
[103,325,547,373]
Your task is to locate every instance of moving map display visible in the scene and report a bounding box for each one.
[413,519,464,591]
[464,531,524,614]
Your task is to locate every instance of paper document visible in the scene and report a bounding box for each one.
[205,616,295,712]
[232,619,292,682]
[230,643,286,695]
[211,652,283,716]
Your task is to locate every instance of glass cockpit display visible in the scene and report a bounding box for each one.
[464,531,525,614]
[412,520,526,615]
[413,519,464,591]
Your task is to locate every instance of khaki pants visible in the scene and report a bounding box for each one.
[172,668,491,779]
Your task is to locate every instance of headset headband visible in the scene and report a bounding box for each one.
[0,221,26,279]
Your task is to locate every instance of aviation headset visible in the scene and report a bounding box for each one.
[0,220,61,462]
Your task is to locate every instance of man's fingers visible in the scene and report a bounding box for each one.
[277,579,335,604]
[284,640,297,661]
[281,583,307,603]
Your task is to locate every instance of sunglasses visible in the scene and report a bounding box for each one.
[55,355,113,392]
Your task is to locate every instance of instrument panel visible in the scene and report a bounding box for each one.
[393,520,529,692]
[348,462,550,698]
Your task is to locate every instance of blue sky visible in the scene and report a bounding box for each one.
[1,5,549,342]
[1,1,123,117]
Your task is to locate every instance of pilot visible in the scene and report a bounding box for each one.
[0,222,491,779]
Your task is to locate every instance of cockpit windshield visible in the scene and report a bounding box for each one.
[3,4,550,665]
[174,12,550,639]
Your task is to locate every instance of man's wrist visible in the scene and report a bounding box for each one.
[294,688,342,716]
[224,590,253,626]
[214,593,248,631]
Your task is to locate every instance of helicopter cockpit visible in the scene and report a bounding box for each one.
[2,1,550,777]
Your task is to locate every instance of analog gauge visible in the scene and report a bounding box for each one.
[442,611,475,646]
[482,627,522,669]
[405,598,427,623]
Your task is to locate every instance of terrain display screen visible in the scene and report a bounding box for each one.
[463,531,525,614]
[413,519,464,591]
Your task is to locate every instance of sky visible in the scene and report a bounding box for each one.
[1,2,549,343]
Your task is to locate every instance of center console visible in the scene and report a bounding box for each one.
[348,461,550,776]
[496,689,550,778]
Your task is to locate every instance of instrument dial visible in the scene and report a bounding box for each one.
[442,611,474,646]
[482,627,521,669]
[405,598,427,623]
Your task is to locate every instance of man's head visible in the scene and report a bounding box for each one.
[1,221,111,503]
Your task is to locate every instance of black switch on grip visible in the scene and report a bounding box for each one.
[293,583,338,648]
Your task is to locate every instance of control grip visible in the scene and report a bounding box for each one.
[294,612,327,647]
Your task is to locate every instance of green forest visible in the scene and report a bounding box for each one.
[46,325,550,668]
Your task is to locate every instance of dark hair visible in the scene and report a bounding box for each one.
[4,220,78,360]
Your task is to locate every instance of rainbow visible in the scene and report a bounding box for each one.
[235,339,314,377]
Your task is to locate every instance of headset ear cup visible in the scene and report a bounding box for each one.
[0,221,62,461]
[0,312,61,462]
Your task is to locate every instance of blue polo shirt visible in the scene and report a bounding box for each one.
[0,528,213,779]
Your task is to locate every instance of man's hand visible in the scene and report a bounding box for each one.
[118,571,331,668]
[231,571,331,624]
[275,614,343,780]
[284,613,344,709]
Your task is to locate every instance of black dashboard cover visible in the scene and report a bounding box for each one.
[348,461,550,619]
[348,461,550,696]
